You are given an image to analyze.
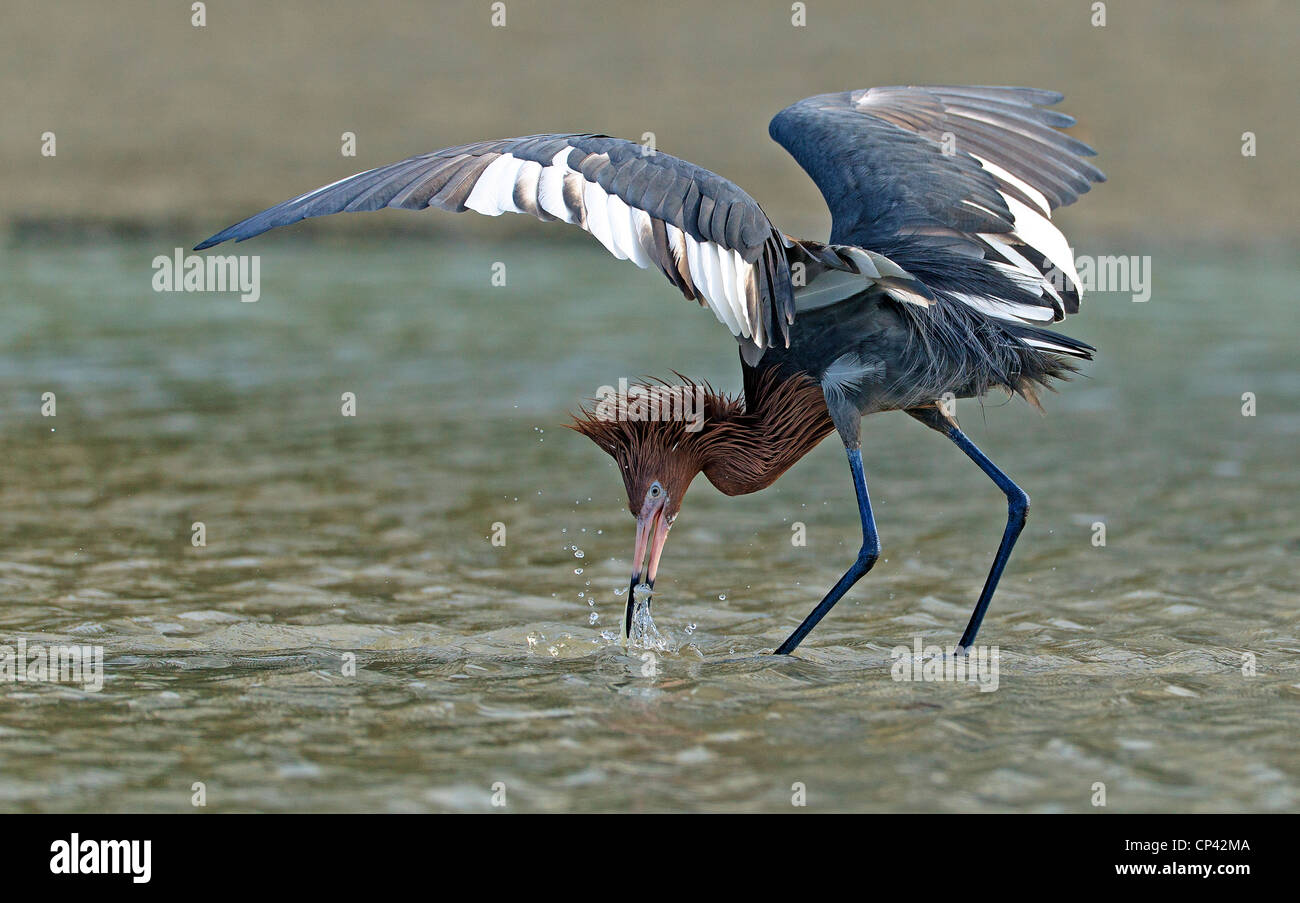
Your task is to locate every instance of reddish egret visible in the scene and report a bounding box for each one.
[197,85,1104,653]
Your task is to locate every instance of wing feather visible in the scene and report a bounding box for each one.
[196,134,794,348]
[769,85,1104,326]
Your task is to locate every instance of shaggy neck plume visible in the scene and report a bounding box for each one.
[698,369,836,496]
[570,369,835,505]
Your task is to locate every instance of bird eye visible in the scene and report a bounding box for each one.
[647,482,663,499]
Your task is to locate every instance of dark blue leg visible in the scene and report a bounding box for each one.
[946,427,1030,649]
[775,447,879,655]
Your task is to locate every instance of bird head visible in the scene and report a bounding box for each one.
[568,378,739,637]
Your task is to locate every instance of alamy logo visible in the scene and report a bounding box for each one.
[1047,252,1152,303]
[49,834,151,883]
[592,379,706,432]
[152,247,261,302]
[891,637,1000,692]
[0,638,103,692]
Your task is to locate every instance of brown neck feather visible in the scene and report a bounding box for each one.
[699,369,835,496]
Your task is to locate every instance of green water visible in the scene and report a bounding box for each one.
[1,237,1296,812]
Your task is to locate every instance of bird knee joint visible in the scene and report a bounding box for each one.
[1009,490,1029,522]
[856,544,880,569]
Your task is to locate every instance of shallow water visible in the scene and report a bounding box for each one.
[1,237,1296,812]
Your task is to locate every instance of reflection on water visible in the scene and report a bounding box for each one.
[0,238,1296,812]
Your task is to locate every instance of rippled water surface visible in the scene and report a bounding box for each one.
[1,238,1296,812]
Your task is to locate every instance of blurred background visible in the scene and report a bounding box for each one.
[3,0,1296,246]
[1,1,1296,813]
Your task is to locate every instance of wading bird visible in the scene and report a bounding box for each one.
[197,85,1103,653]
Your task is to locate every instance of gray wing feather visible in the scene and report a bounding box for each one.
[197,134,794,349]
[770,85,1106,322]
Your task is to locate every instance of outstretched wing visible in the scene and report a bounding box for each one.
[197,134,795,350]
[769,86,1105,327]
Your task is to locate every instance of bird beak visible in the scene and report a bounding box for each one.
[625,497,671,639]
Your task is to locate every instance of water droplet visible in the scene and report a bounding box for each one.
[718,593,727,601]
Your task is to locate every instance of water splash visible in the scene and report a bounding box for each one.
[624,584,670,652]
